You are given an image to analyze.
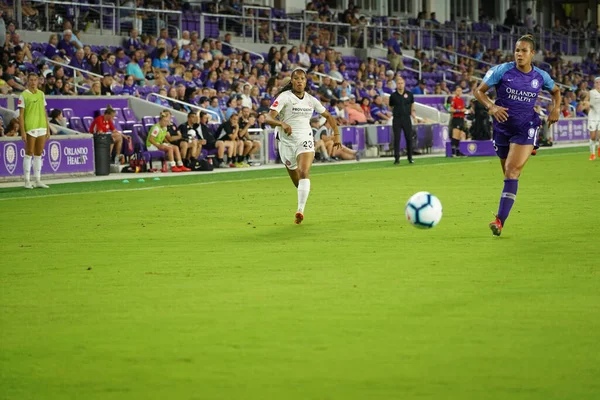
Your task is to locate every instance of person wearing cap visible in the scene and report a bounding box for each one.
[387,30,404,72]
[583,76,600,160]
[411,79,427,95]
[389,76,415,164]
[265,67,341,225]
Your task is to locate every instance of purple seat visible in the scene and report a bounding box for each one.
[122,107,137,124]
[62,108,74,120]
[69,117,86,133]
[142,116,155,126]
[82,116,94,132]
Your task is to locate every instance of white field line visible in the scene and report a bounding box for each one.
[0,150,587,201]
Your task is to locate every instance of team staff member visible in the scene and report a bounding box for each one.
[18,72,50,189]
[449,87,467,157]
[389,76,415,165]
[88,106,131,164]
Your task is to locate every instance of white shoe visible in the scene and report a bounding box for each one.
[35,181,49,189]
[24,181,33,189]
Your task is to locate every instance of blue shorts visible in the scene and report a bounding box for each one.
[493,126,540,159]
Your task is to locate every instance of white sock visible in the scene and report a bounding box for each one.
[23,155,32,182]
[169,161,176,168]
[297,179,310,213]
[591,139,596,155]
[33,156,43,182]
[176,160,183,166]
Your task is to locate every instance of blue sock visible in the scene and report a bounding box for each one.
[497,179,518,225]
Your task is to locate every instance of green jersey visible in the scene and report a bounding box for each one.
[18,89,48,132]
[146,123,168,148]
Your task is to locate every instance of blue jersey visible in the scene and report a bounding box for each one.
[483,62,554,134]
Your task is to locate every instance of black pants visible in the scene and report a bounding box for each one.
[392,117,413,161]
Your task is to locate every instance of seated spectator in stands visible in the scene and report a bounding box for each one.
[89,106,129,164]
[216,70,232,93]
[100,74,113,95]
[154,87,170,107]
[332,98,348,125]
[4,118,19,137]
[159,28,177,51]
[370,95,392,123]
[87,53,102,76]
[9,48,26,73]
[121,75,139,97]
[345,95,367,125]
[126,28,142,54]
[58,30,76,59]
[0,65,12,94]
[68,48,88,80]
[114,48,129,74]
[146,111,190,172]
[412,79,427,95]
[152,48,170,76]
[2,63,25,92]
[360,97,375,123]
[126,51,145,86]
[256,94,271,114]
[45,34,65,61]
[101,54,118,78]
[49,109,68,135]
[62,80,76,96]
[224,97,238,121]
[309,116,334,161]
[84,81,101,96]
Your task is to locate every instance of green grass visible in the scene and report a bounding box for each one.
[1,148,599,400]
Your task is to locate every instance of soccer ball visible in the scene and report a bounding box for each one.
[405,192,443,229]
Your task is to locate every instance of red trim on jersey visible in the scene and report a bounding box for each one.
[89,115,116,133]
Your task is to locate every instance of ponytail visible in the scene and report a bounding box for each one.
[275,68,307,98]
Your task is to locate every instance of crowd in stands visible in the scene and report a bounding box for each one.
[0,2,599,150]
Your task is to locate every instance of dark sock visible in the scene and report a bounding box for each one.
[217,158,223,163]
[245,155,250,162]
[497,179,518,225]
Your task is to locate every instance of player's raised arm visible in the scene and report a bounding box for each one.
[473,81,509,123]
[320,110,341,148]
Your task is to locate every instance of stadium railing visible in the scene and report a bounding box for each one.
[149,93,222,124]
[376,55,422,80]
[220,42,265,63]
[25,0,183,37]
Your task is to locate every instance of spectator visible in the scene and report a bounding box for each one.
[237,108,261,165]
[2,63,25,92]
[154,87,170,106]
[84,80,102,96]
[57,30,76,58]
[101,54,118,77]
[177,111,202,167]
[45,34,64,61]
[207,96,226,123]
[387,31,404,71]
[126,28,142,53]
[68,48,88,80]
[345,95,367,124]
[4,118,19,137]
[126,51,146,86]
[100,74,113,95]
[87,53,102,75]
[411,79,427,94]
[360,97,375,123]
[114,48,129,74]
[297,43,311,68]
[370,95,392,123]
[121,75,139,97]
[49,109,68,135]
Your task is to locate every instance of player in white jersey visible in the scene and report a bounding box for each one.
[583,76,600,160]
[265,68,341,224]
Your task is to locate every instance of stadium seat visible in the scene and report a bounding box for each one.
[82,116,94,132]
[62,108,74,120]
[69,117,86,133]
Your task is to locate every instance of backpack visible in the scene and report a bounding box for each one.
[128,152,148,173]
[191,158,213,172]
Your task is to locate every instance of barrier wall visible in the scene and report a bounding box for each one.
[0,135,95,181]
[552,118,589,142]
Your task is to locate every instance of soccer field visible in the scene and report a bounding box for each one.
[1,147,599,400]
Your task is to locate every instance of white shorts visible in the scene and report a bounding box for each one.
[278,140,314,170]
[27,128,47,138]
[588,120,600,132]
[147,143,173,151]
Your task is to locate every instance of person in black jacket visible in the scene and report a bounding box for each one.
[389,76,415,164]
[198,111,228,168]
[177,111,202,167]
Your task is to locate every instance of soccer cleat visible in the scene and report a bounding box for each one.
[489,216,503,237]
[24,181,33,189]
[294,212,304,225]
[171,166,182,172]
[35,181,49,189]
[531,149,537,156]
[393,160,400,165]
[178,165,191,172]
[590,154,596,161]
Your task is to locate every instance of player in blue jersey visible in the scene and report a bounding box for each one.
[473,35,561,236]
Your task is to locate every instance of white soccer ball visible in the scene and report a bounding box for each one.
[405,192,443,229]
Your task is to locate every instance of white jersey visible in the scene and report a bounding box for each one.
[270,91,326,146]
[588,89,600,120]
